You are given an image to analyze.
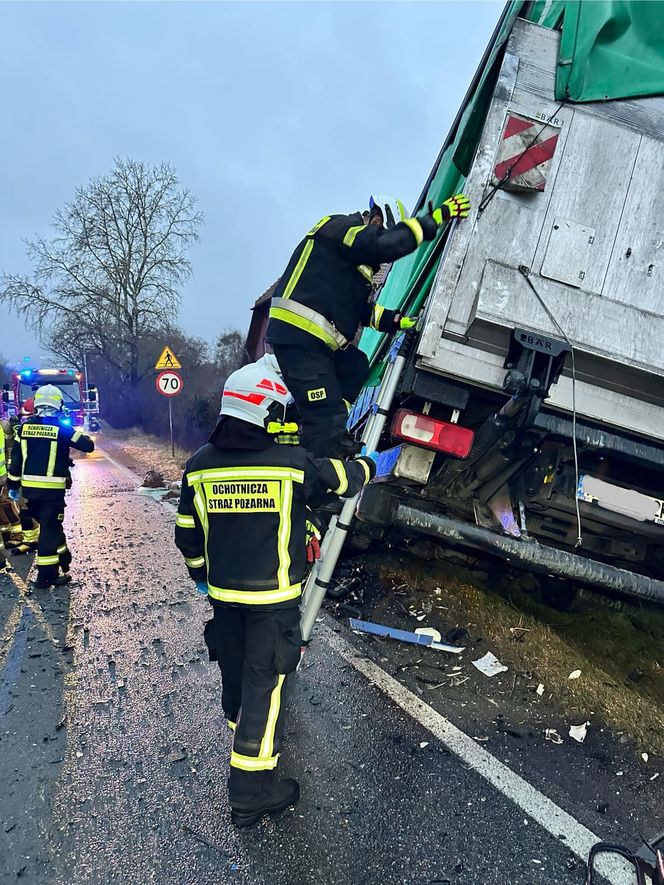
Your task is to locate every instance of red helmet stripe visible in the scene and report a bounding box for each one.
[223,391,267,406]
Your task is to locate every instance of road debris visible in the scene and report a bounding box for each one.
[569,721,590,743]
[568,669,582,680]
[349,619,464,653]
[545,728,563,745]
[414,627,442,643]
[536,683,545,696]
[471,651,508,677]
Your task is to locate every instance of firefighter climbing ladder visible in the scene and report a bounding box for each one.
[300,218,461,642]
[300,335,411,642]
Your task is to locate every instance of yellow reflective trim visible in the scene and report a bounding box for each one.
[184,555,205,568]
[277,481,292,590]
[193,488,210,573]
[227,720,236,732]
[329,459,348,496]
[22,476,67,489]
[46,440,57,477]
[187,467,304,485]
[21,438,27,466]
[7,473,21,482]
[71,430,82,443]
[269,306,340,350]
[357,458,371,484]
[57,544,68,554]
[37,555,60,566]
[371,304,385,330]
[207,584,301,605]
[343,225,365,247]
[260,674,285,759]
[307,215,330,235]
[22,528,39,542]
[403,217,424,246]
[230,751,279,771]
[283,238,314,300]
[357,264,373,282]
[175,513,196,528]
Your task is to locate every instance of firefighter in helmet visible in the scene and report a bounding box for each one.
[175,355,376,827]
[266,193,471,457]
[7,384,94,588]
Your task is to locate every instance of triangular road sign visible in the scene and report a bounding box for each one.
[155,346,181,370]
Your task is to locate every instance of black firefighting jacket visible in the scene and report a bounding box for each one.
[8,417,95,500]
[175,419,375,609]
[266,212,436,351]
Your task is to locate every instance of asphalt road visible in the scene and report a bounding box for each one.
[0,450,652,884]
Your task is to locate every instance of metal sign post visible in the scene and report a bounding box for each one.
[155,369,183,459]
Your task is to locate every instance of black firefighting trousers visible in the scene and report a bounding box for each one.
[204,603,302,801]
[25,498,71,584]
[272,343,370,458]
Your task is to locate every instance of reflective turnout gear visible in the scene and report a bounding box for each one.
[175,432,374,606]
[26,499,70,586]
[0,421,6,481]
[8,416,94,501]
[432,193,471,224]
[176,417,375,815]
[271,343,370,457]
[266,210,437,352]
[8,415,92,585]
[204,605,301,774]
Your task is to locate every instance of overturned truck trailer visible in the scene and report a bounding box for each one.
[351,2,664,605]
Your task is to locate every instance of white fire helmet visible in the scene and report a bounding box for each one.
[369,194,409,228]
[220,359,294,431]
[34,385,64,416]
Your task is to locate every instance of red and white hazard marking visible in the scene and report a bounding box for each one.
[493,113,560,192]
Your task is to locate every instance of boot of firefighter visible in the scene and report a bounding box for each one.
[228,768,300,828]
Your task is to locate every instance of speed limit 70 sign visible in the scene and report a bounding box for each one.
[156,371,183,397]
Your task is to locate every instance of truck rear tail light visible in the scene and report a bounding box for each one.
[391,408,474,458]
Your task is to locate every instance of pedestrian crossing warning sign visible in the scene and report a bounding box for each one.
[154,346,181,370]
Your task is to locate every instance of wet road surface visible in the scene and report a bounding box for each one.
[0,451,650,884]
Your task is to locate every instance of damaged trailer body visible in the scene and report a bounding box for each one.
[351,4,664,605]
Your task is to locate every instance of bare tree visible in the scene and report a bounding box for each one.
[1,158,203,387]
[215,328,247,377]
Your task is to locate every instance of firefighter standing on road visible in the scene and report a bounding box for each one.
[266,193,471,457]
[7,385,94,589]
[175,358,376,828]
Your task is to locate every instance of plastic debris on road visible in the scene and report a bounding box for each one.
[536,683,545,696]
[568,669,582,680]
[569,722,590,743]
[545,728,563,744]
[414,627,442,643]
[348,618,465,653]
[471,651,508,677]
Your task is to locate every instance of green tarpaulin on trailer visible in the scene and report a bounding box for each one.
[359,0,664,377]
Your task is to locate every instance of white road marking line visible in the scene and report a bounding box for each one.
[321,624,637,885]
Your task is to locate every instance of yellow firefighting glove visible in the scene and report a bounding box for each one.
[398,316,417,331]
[432,193,471,225]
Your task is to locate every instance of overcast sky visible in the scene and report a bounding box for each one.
[0,0,501,366]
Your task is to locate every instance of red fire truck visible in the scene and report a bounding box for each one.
[1,367,99,430]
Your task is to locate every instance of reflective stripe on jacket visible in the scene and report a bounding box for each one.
[175,439,374,609]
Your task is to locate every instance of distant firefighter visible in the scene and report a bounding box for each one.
[7,385,94,589]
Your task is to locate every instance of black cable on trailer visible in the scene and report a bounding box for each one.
[518,265,583,548]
